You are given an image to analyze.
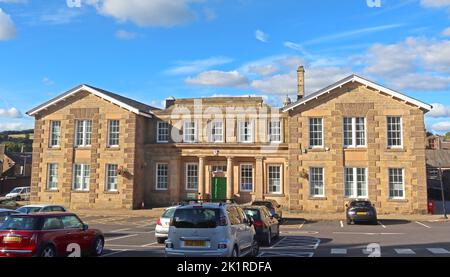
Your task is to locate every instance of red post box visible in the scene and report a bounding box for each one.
[428,201,435,215]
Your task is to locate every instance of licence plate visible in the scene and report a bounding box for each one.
[184,240,207,247]
[3,236,22,243]
[357,212,367,216]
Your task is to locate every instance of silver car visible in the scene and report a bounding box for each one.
[155,206,177,244]
[165,203,259,257]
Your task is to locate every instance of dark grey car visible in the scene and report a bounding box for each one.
[346,200,377,225]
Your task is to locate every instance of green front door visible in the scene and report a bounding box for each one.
[212,177,227,201]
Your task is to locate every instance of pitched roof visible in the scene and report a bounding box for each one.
[282,74,432,112]
[426,150,450,168]
[27,84,160,118]
[4,152,32,165]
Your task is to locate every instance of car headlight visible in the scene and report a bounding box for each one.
[348,211,356,215]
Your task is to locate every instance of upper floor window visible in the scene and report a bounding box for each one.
[268,165,282,194]
[343,117,366,147]
[106,164,118,192]
[389,168,405,199]
[309,167,325,197]
[157,121,170,143]
[107,120,120,147]
[238,120,253,143]
[344,168,368,198]
[240,164,253,192]
[75,120,92,147]
[73,164,90,191]
[156,163,169,190]
[387,116,403,148]
[49,121,61,147]
[309,118,323,147]
[183,121,197,143]
[47,163,58,190]
[210,120,224,143]
[186,163,198,190]
[269,120,282,143]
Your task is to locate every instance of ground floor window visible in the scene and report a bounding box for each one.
[73,164,90,191]
[186,163,198,190]
[47,163,58,190]
[240,164,253,192]
[344,168,368,198]
[268,165,282,194]
[389,168,405,199]
[156,163,169,190]
[106,164,118,192]
[309,167,324,197]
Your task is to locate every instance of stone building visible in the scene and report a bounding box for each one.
[27,67,432,214]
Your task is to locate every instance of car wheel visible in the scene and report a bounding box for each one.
[265,230,272,246]
[249,239,259,257]
[346,219,352,225]
[231,246,239,257]
[372,219,378,225]
[274,226,280,239]
[156,237,166,244]
[91,237,104,257]
[41,245,56,257]
[15,196,21,201]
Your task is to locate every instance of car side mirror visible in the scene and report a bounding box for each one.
[345,204,349,208]
[82,224,89,231]
[277,205,281,208]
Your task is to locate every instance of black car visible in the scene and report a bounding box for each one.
[251,199,283,221]
[346,200,377,225]
[244,206,280,246]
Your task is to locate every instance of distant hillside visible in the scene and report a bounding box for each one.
[0,129,34,152]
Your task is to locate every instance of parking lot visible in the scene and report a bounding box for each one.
[79,214,450,257]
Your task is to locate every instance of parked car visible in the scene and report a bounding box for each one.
[165,202,259,257]
[155,206,178,244]
[0,199,21,210]
[346,200,378,225]
[16,205,67,214]
[0,212,104,257]
[0,209,20,225]
[243,206,280,246]
[251,199,283,221]
[5,187,30,201]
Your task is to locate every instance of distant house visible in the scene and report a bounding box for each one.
[427,135,450,150]
[0,144,32,195]
[426,149,450,201]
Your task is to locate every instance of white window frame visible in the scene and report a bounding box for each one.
[49,121,61,148]
[183,121,197,143]
[105,164,118,192]
[343,117,366,148]
[238,120,254,143]
[309,118,324,148]
[156,163,169,191]
[75,120,92,147]
[267,165,283,194]
[72,164,90,191]
[185,163,198,191]
[268,120,282,143]
[387,116,403,148]
[309,167,325,197]
[210,120,224,143]
[344,167,368,198]
[107,120,120,147]
[240,164,253,192]
[157,121,170,143]
[388,168,405,199]
[47,163,58,190]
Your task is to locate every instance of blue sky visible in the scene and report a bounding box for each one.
[0,0,449,133]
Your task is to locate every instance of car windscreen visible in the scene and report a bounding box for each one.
[10,188,22,193]
[172,208,220,228]
[350,201,371,207]
[244,209,261,220]
[16,207,42,214]
[0,216,41,230]
[162,208,176,218]
[252,202,272,209]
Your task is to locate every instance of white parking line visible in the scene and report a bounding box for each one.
[331,248,347,255]
[102,249,129,257]
[415,221,431,228]
[427,248,450,254]
[340,220,344,228]
[105,234,139,242]
[395,249,416,255]
[269,237,287,249]
[378,221,386,228]
[299,220,306,229]
[141,242,158,247]
[110,228,131,233]
[333,232,404,235]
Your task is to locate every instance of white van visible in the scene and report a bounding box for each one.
[5,187,30,201]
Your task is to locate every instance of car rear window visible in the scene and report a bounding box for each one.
[172,208,220,228]
[0,216,40,230]
[162,208,176,218]
[244,209,261,220]
[16,207,42,214]
[350,201,371,207]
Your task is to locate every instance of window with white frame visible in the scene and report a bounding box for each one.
[309,167,324,197]
[47,163,58,190]
[108,120,120,147]
[389,168,405,199]
[344,168,368,198]
[75,120,92,147]
[343,117,366,147]
[73,164,90,191]
[268,165,282,194]
[309,118,323,147]
[106,164,118,192]
[186,163,198,190]
[269,120,282,143]
[240,164,253,191]
[183,121,197,143]
[156,163,169,190]
[49,121,61,147]
[210,120,224,143]
[238,120,253,143]
[387,117,403,148]
[157,121,170,143]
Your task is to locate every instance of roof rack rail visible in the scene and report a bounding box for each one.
[179,199,237,206]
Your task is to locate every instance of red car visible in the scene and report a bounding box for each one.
[0,212,104,257]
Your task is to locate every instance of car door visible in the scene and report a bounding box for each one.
[61,215,90,257]
[41,216,68,256]
[262,207,276,236]
[236,207,253,249]
[226,207,242,250]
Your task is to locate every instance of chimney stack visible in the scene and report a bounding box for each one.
[297,66,305,101]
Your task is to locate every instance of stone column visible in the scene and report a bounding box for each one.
[255,157,264,199]
[198,156,205,199]
[226,157,234,199]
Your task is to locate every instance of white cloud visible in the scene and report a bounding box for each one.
[247,64,279,76]
[185,70,249,87]
[0,107,22,118]
[86,0,201,27]
[0,0,27,3]
[428,103,450,118]
[0,122,32,132]
[255,29,268,43]
[115,29,138,40]
[432,121,450,132]
[0,8,16,41]
[284,41,303,51]
[165,56,233,75]
[420,0,450,8]
[40,8,82,25]
[443,27,450,36]
[42,77,55,86]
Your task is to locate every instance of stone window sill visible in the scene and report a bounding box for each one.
[71,190,90,194]
[264,194,285,198]
[105,147,122,151]
[308,148,326,152]
[386,148,406,153]
[104,191,120,195]
[387,198,408,203]
[48,147,61,150]
[45,190,59,193]
[309,196,327,201]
